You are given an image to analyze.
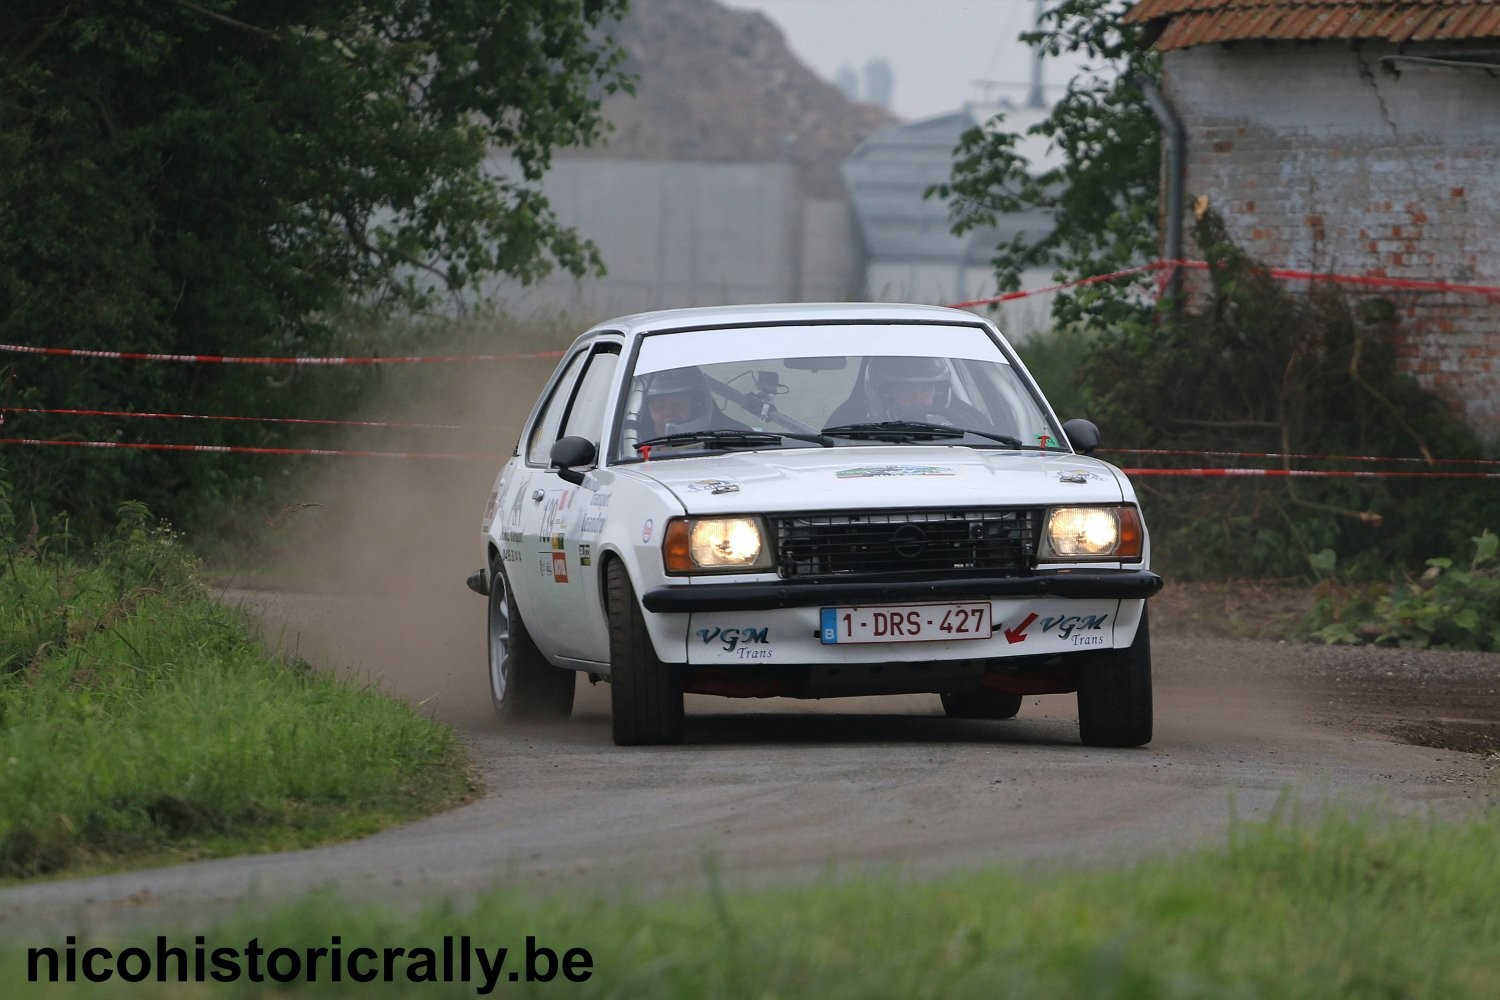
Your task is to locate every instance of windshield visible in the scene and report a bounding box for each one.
[613,323,1066,460]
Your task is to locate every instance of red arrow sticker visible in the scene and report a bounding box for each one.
[1004,612,1037,644]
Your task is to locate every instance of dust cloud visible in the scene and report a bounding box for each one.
[226,325,565,731]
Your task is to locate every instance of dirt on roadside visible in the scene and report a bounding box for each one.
[1155,580,1500,759]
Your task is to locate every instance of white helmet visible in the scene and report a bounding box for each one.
[643,366,715,434]
[864,356,952,420]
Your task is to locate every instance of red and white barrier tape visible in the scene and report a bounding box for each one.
[0,344,564,366]
[948,263,1164,309]
[1125,467,1500,480]
[1167,260,1500,298]
[2,406,469,431]
[951,259,1500,309]
[1104,447,1500,468]
[0,438,502,461]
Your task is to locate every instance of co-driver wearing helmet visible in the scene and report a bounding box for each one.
[640,366,749,437]
[828,356,987,428]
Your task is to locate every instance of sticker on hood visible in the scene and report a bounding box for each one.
[686,479,740,495]
[836,465,955,479]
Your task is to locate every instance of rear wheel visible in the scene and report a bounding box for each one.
[939,690,1023,720]
[605,559,684,745]
[488,560,575,722]
[1076,606,1153,747]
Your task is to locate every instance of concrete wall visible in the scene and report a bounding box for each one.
[1163,43,1500,443]
[484,159,861,319]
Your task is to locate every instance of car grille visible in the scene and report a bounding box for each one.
[774,508,1042,579]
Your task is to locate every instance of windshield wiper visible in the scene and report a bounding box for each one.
[822,421,962,442]
[634,428,833,452]
[946,426,1024,448]
[821,420,1022,448]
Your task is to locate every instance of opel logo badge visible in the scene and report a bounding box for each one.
[890,523,927,558]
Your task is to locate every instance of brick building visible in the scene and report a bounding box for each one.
[1124,0,1500,445]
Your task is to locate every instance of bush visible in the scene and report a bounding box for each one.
[1075,209,1493,581]
[1300,530,1500,650]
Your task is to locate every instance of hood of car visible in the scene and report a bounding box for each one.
[635,446,1130,512]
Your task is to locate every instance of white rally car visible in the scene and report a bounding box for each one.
[468,303,1163,746]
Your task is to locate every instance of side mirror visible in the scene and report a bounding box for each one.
[549,436,597,486]
[1061,418,1100,456]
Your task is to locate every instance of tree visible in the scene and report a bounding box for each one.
[928,0,1158,333]
[0,0,630,532]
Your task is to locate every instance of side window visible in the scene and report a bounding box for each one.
[560,346,621,442]
[525,352,587,466]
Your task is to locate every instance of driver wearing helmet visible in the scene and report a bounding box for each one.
[833,355,986,427]
[641,366,749,437]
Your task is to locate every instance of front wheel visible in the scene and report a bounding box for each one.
[488,561,575,722]
[605,560,684,745]
[1075,606,1153,747]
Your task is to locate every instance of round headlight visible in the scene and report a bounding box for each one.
[1046,507,1120,556]
[689,517,764,568]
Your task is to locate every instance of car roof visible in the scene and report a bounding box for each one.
[581,301,999,340]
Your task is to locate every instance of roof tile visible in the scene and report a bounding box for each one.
[1125,1,1500,49]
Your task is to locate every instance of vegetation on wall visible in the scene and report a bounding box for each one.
[955,4,1496,583]
[1074,209,1492,580]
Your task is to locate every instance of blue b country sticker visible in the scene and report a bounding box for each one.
[835,465,955,479]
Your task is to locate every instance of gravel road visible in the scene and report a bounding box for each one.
[2,588,1493,937]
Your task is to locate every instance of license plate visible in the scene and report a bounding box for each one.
[819,602,991,644]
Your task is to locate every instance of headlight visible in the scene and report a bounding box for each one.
[1042,506,1144,561]
[663,516,774,573]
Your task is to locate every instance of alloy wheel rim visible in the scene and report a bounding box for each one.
[488,572,510,702]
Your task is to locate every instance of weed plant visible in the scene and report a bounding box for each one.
[0,492,473,879]
[1300,529,1500,650]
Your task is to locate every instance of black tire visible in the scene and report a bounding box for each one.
[487,560,575,722]
[939,690,1023,720]
[605,559,684,745]
[1076,605,1153,747]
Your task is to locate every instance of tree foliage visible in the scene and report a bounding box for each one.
[0,0,630,533]
[929,0,1159,332]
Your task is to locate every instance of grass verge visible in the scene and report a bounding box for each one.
[0,498,474,881]
[6,809,1497,997]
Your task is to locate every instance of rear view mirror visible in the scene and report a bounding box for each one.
[1061,419,1100,455]
[549,435,597,485]
[784,356,847,371]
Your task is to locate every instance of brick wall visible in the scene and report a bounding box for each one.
[1162,43,1500,445]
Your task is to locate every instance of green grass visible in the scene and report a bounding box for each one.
[6,809,1497,997]
[0,498,474,880]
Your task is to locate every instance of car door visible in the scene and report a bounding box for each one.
[520,343,620,659]
[509,348,588,640]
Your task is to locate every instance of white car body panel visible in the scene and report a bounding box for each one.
[475,302,1162,731]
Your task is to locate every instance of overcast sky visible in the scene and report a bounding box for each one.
[721,0,1088,121]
